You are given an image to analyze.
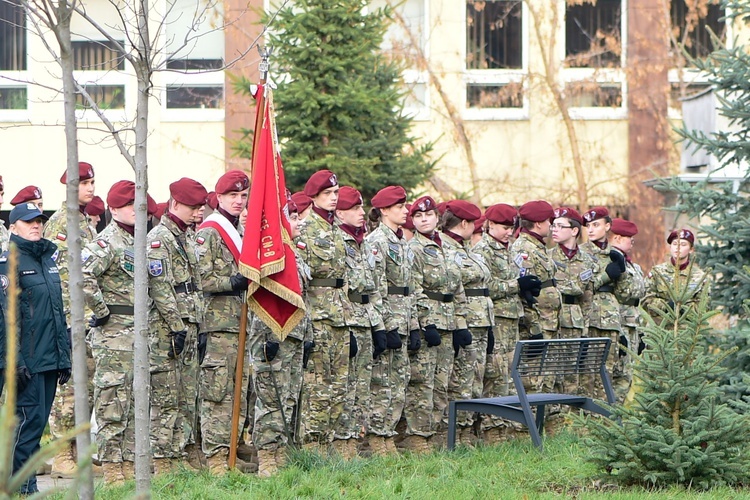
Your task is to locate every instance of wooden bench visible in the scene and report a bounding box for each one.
[447,337,616,451]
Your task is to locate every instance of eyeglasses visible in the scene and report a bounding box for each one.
[551,223,573,230]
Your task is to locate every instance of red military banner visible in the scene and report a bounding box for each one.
[239,85,305,339]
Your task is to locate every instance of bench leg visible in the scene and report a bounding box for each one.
[447,402,457,451]
[535,404,546,436]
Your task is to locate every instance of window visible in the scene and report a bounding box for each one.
[75,85,125,110]
[0,86,26,109]
[0,0,25,71]
[565,0,621,68]
[166,86,223,109]
[565,81,621,108]
[73,41,125,71]
[467,82,523,108]
[670,0,725,62]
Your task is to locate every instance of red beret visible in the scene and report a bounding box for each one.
[155,202,169,218]
[371,185,407,209]
[337,186,363,211]
[583,206,610,223]
[473,216,486,234]
[207,191,218,210]
[304,169,338,197]
[60,161,95,184]
[484,203,517,225]
[292,192,312,213]
[85,196,105,216]
[668,228,695,245]
[445,200,481,221]
[403,205,415,231]
[147,194,158,216]
[215,170,250,194]
[436,201,448,215]
[170,177,208,206]
[610,218,638,237]
[11,185,43,206]
[106,180,136,208]
[409,196,438,216]
[554,206,583,225]
[285,189,298,214]
[519,200,554,222]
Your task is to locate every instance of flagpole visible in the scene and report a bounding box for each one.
[229,46,270,469]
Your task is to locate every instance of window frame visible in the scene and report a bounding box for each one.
[72,39,131,122]
[161,68,225,122]
[0,0,28,121]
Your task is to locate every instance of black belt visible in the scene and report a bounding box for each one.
[174,281,198,294]
[348,292,370,304]
[309,278,345,288]
[540,279,556,289]
[107,304,134,315]
[598,285,615,293]
[561,294,578,305]
[624,298,640,307]
[387,286,410,296]
[425,291,454,303]
[465,288,490,297]
[206,290,243,297]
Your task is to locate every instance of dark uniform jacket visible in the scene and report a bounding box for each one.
[0,234,70,373]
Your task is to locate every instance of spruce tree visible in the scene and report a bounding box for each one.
[234,0,435,200]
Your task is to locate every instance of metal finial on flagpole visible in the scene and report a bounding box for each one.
[258,46,273,81]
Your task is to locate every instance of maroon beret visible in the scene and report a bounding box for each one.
[292,192,312,213]
[106,180,136,208]
[337,186,363,211]
[85,196,105,216]
[60,161,95,184]
[403,205,415,231]
[215,170,250,195]
[11,185,43,206]
[484,203,517,225]
[583,206,610,223]
[207,191,219,210]
[436,201,448,215]
[371,185,407,209]
[610,218,638,237]
[473,216,486,234]
[445,200,481,221]
[304,169,338,197]
[554,206,583,225]
[147,194,158,216]
[519,200,554,222]
[667,228,695,245]
[170,177,208,206]
[409,196,438,216]
[155,202,169,218]
[285,189,298,214]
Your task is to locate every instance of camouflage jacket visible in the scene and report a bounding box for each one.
[366,223,418,334]
[408,231,467,331]
[0,223,8,253]
[473,234,523,320]
[441,234,494,328]
[297,210,353,327]
[339,227,385,331]
[81,222,146,330]
[43,202,97,317]
[147,214,204,332]
[195,221,244,333]
[580,241,620,331]
[611,250,646,328]
[643,259,707,320]
[510,231,561,333]
[548,245,596,330]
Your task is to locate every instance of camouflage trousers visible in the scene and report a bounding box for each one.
[557,326,586,396]
[587,326,623,402]
[481,317,519,431]
[199,331,252,457]
[335,326,372,440]
[403,331,442,438]
[369,339,409,437]
[149,320,200,459]
[92,325,136,463]
[432,330,456,433]
[251,336,303,451]
[449,326,484,427]
[49,333,95,442]
[612,325,636,402]
[299,322,349,444]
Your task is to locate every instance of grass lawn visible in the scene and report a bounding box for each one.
[61,431,750,499]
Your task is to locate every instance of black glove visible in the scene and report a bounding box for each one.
[262,341,280,362]
[16,366,32,393]
[371,329,387,359]
[67,327,72,349]
[58,368,71,386]
[521,289,538,306]
[487,327,495,355]
[349,331,358,358]
[386,329,402,350]
[609,249,627,272]
[637,333,646,355]
[88,313,110,328]
[605,261,623,281]
[198,332,208,365]
[452,328,472,357]
[408,330,421,352]
[423,324,441,347]
[303,340,315,368]
[168,330,187,359]
[618,334,628,358]
[518,275,542,293]
[230,273,249,291]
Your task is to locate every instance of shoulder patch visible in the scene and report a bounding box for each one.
[0,275,7,290]
[513,253,524,267]
[51,249,59,262]
[579,269,593,282]
[56,233,67,241]
[97,240,108,248]
[196,236,205,245]
[150,241,161,249]
[81,249,91,263]
[424,247,438,258]
[296,241,307,250]
[148,260,163,276]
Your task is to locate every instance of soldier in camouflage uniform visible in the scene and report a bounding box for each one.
[194,170,251,473]
[403,196,465,452]
[365,185,418,455]
[609,219,646,401]
[474,203,526,443]
[147,178,207,473]
[45,162,97,478]
[297,170,355,450]
[81,181,148,482]
[332,187,384,458]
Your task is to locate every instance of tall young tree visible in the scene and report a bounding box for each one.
[258,0,435,200]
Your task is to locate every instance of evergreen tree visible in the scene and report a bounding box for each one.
[233,0,435,201]
[582,274,750,489]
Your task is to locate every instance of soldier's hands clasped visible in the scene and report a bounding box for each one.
[609,249,626,272]
[168,330,187,359]
[230,273,250,291]
[89,313,111,328]
[386,329,402,350]
[518,275,542,293]
[58,368,71,386]
[371,329,387,359]
[197,332,208,365]
[423,324,441,347]
[303,340,315,368]
[349,332,358,359]
[262,341,280,362]
[408,330,421,352]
